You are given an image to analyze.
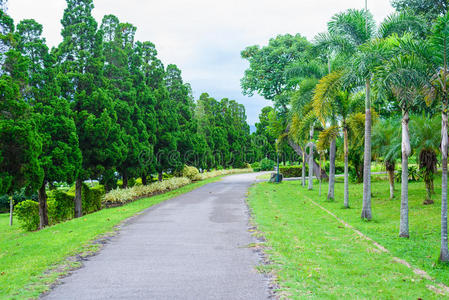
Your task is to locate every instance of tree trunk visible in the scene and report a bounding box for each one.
[302,151,306,187]
[38,181,49,229]
[142,173,147,186]
[122,172,128,189]
[388,168,395,200]
[361,79,372,220]
[343,127,349,208]
[319,154,322,196]
[327,138,336,201]
[158,171,163,182]
[74,178,83,218]
[9,196,13,226]
[440,110,449,262]
[308,125,314,190]
[399,111,411,238]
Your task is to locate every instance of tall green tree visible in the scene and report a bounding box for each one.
[101,15,151,188]
[17,19,81,228]
[0,10,43,225]
[56,0,126,216]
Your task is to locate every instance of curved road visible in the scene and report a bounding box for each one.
[43,173,269,300]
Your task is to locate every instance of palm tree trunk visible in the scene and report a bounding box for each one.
[388,167,395,199]
[158,171,163,182]
[328,138,336,201]
[440,109,449,261]
[361,79,372,220]
[38,181,49,229]
[142,173,147,186]
[319,154,322,196]
[74,178,83,218]
[400,110,411,238]
[343,127,349,208]
[308,125,314,190]
[302,151,306,187]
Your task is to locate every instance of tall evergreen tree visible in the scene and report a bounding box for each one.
[17,19,81,228]
[56,0,125,216]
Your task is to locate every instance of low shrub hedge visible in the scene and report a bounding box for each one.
[279,165,309,178]
[16,184,105,231]
[15,200,40,231]
[103,177,191,207]
[103,168,253,206]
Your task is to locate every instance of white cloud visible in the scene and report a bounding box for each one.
[8,0,394,124]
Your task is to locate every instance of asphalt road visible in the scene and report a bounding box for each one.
[43,173,269,300]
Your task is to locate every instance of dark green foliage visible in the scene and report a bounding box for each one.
[392,0,449,21]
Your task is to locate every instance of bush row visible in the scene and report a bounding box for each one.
[103,177,191,207]
[103,167,253,206]
[15,184,104,231]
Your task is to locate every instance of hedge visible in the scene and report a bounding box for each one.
[15,184,105,231]
[279,165,309,178]
[103,168,253,206]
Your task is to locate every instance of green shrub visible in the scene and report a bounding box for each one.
[82,184,104,214]
[179,165,200,181]
[67,183,105,214]
[279,166,307,178]
[251,162,261,172]
[260,158,275,171]
[15,200,40,231]
[47,190,74,224]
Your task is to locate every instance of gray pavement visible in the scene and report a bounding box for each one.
[43,173,269,300]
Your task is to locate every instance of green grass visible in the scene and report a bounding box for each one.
[0,176,223,299]
[248,175,449,299]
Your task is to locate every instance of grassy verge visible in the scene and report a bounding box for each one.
[248,175,449,299]
[0,176,223,299]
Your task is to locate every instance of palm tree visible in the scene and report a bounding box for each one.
[424,13,449,261]
[375,34,429,238]
[410,114,440,204]
[313,70,364,207]
[372,118,401,199]
[328,8,376,219]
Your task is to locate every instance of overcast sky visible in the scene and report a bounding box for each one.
[8,0,394,125]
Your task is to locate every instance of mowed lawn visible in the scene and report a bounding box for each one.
[0,176,222,299]
[248,175,449,299]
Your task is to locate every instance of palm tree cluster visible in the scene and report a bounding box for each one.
[286,7,449,262]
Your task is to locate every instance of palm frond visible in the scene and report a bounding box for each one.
[312,70,343,125]
[378,12,427,39]
[317,125,339,151]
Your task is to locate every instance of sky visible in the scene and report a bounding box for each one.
[8,0,394,125]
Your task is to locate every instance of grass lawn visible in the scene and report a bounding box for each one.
[248,175,449,299]
[0,176,223,299]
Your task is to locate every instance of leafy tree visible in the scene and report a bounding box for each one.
[56,0,126,216]
[313,70,364,207]
[241,34,311,112]
[0,11,43,225]
[392,0,449,22]
[17,19,81,228]
[375,34,429,238]
[101,15,151,188]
